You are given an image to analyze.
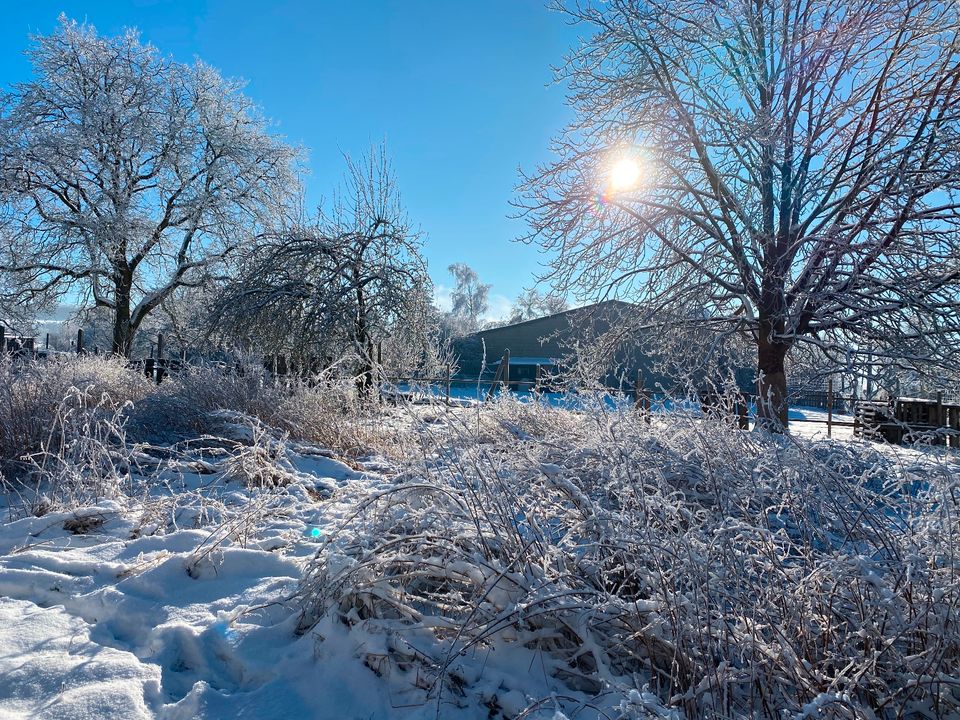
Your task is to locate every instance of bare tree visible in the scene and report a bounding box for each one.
[446,263,491,335]
[0,17,298,356]
[380,286,456,379]
[213,146,431,394]
[520,0,960,427]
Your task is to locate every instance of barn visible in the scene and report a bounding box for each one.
[454,300,665,387]
[452,300,746,393]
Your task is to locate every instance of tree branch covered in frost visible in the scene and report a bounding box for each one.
[211,146,437,384]
[519,0,960,427]
[0,16,300,356]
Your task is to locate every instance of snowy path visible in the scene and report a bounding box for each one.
[0,444,414,720]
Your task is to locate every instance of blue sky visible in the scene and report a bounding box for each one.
[0,0,582,320]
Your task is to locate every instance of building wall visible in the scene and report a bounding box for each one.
[453,301,753,395]
[453,301,672,391]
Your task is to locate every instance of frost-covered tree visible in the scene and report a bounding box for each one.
[0,17,298,356]
[520,0,960,428]
[508,288,568,324]
[213,147,431,394]
[446,263,490,335]
[380,286,456,378]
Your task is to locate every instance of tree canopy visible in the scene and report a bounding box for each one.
[0,16,299,355]
[521,0,960,426]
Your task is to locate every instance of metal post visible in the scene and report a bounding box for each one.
[827,377,834,438]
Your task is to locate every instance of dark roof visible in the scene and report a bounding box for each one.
[474,299,636,337]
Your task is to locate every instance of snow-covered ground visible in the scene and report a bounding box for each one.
[0,410,650,720]
[1,387,957,719]
[787,405,856,440]
[0,435,379,719]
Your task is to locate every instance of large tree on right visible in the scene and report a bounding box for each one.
[521,0,960,428]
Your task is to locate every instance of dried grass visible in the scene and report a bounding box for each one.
[298,395,960,719]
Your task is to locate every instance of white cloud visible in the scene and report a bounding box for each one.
[482,294,513,323]
[432,284,453,312]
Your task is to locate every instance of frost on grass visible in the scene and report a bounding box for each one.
[1,357,957,718]
[298,396,960,719]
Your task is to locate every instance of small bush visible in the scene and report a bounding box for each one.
[0,354,151,468]
[298,396,960,719]
[147,361,405,457]
[23,383,141,512]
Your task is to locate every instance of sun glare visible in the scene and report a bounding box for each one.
[609,157,642,191]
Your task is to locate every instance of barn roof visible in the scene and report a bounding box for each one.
[474,299,636,337]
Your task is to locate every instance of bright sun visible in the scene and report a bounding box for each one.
[609,157,642,191]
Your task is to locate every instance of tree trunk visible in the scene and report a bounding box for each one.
[112,268,135,357]
[352,265,378,403]
[756,329,790,431]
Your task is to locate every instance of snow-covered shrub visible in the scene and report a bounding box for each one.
[147,361,402,456]
[0,354,151,468]
[23,384,140,512]
[297,396,960,719]
[218,419,299,489]
[274,382,396,457]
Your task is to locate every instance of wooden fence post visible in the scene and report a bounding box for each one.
[503,349,510,392]
[827,377,834,438]
[0,326,5,354]
[736,396,749,430]
[950,406,959,450]
[76,329,84,355]
[635,369,651,423]
[485,359,504,401]
[937,390,944,445]
[445,363,451,405]
[155,332,165,384]
[45,333,49,350]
